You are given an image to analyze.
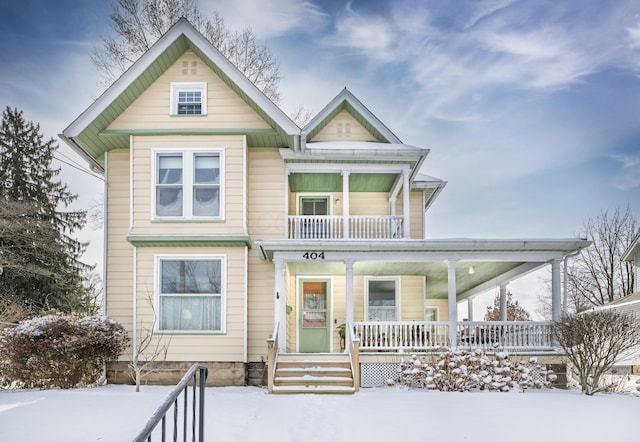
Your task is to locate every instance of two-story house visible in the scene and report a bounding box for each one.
[62,18,589,393]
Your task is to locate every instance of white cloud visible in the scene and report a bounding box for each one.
[627,20,640,48]
[611,153,640,190]
[325,4,398,61]
[200,0,327,38]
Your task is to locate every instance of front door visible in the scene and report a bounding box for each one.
[299,280,330,352]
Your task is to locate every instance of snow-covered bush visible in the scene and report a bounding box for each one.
[0,313,129,389]
[392,348,555,392]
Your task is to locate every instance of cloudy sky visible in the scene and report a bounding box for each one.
[1,0,639,314]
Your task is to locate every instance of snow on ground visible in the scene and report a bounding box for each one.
[0,385,639,442]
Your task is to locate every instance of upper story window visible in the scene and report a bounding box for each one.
[170,82,207,115]
[155,150,222,219]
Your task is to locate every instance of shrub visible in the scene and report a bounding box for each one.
[552,309,640,395]
[0,313,129,389]
[392,348,555,392]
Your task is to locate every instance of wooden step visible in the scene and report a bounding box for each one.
[271,354,355,394]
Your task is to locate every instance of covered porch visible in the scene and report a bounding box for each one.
[259,238,589,392]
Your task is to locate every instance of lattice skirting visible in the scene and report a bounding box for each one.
[360,363,400,387]
[359,362,555,388]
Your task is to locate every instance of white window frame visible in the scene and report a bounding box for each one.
[152,148,224,221]
[364,276,401,321]
[170,82,207,116]
[424,306,439,321]
[155,254,226,334]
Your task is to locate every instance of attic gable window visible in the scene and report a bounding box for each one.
[170,82,207,116]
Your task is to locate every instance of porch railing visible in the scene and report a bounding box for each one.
[287,215,404,240]
[354,321,450,350]
[266,322,280,394]
[353,321,553,352]
[132,364,208,442]
[457,321,553,351]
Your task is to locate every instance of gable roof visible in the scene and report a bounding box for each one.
[61,18,300,172]
[622,232,640,262]
[303,88,402,145]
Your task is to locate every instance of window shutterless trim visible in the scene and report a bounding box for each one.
[154,254,226,333]
[170,82,207,116]
[151,148,224,221]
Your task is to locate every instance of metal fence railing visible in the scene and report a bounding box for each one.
[132,364,208,442]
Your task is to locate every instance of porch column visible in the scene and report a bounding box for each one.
[499,284,508,321]
[344,259,355,324]
[551,258,562,321]
[446,259,458,348]
[273,258,287,352]
[342,171,350,239]
[389,197,397,216]
[402,169,411,238]
[284,169,291,238]
[467,297,474,321]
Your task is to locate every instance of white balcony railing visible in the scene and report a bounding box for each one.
[287,215,404,240]
[352,321,554,352]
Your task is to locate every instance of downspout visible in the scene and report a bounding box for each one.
[102,152,108,316]
[129,135,137,365]
[243,135,248,363]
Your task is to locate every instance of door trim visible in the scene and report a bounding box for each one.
[296,276,333,352]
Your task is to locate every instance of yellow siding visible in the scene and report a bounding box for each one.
[130,134,245,236]
[345,192,389,216]
[247,148,285,239]
[246,148,286,360]
[399,276,425,321]
[311,110,377,142]
[135,246,246,361]
[409,192,424,239]
[247,250,275,361]
[105,150,135,360]
[108,51,270,131]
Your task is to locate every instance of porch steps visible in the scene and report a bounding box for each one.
[272,354,355,394]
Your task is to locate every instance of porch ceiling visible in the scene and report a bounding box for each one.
[287,260,528,300]
[288,172,397,192]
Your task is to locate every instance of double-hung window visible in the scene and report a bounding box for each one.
[366,278,399,321]
[170,82,207,115]
[158,257,224,332]
[155,150,222,219]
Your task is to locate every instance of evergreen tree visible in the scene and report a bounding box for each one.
[0,107,92,314]
[484,291,531,321]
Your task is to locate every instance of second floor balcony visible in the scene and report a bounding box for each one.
[287,215,406,240]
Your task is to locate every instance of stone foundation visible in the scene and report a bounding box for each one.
[106,361,261,387]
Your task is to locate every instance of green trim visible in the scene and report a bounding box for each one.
[100,128,278,136]
[126,235,251,248]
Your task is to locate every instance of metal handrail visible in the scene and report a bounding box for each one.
[132,364,208,442]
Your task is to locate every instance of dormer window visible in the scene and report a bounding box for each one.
[170,82,207,115]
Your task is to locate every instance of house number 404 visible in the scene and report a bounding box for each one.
[302,252,325,260]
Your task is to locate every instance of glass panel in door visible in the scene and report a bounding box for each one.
[299,280,330,352]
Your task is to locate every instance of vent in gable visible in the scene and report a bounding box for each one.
[337,122,351,138]
[181,61,198,75]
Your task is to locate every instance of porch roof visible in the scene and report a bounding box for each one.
[255,238,590,300]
